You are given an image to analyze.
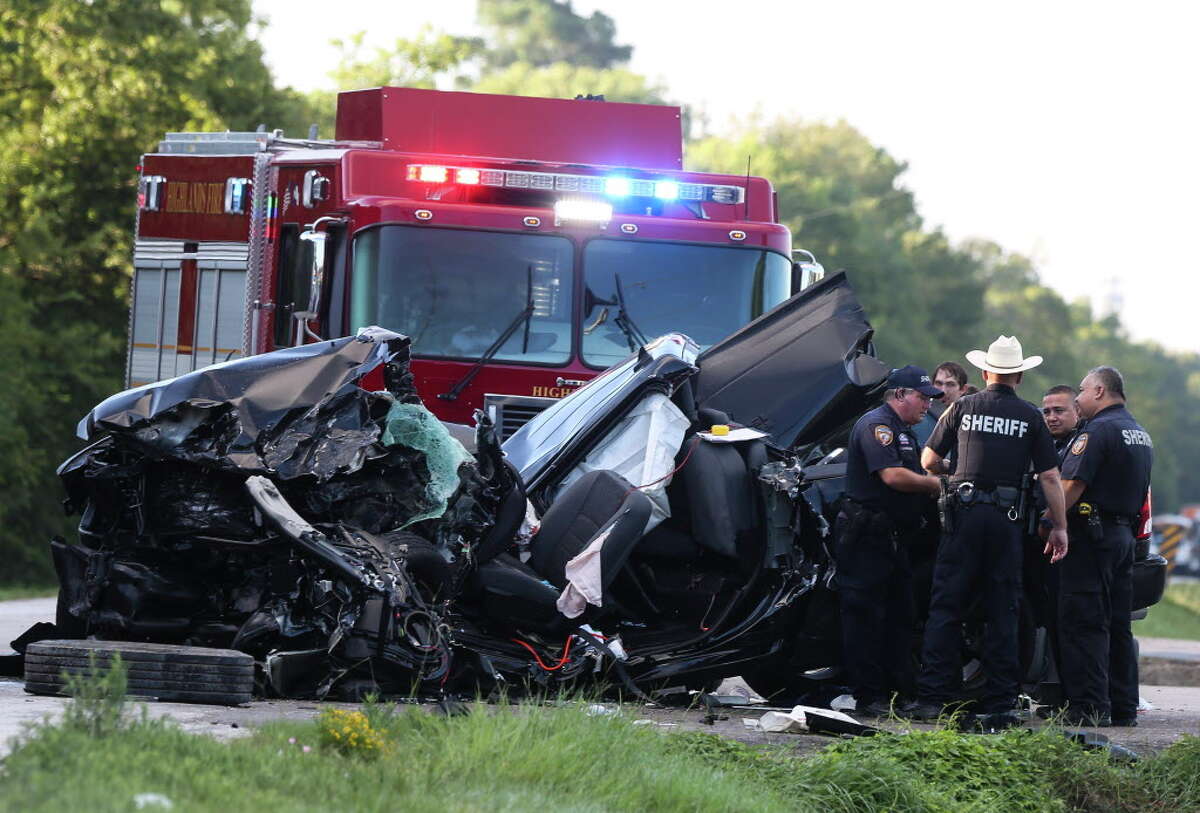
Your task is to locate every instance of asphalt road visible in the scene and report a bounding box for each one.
[3,597,1199,759]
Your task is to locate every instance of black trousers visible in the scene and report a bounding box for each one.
[1057,520,1138,719]
[918,504,1022,712]
[836,515,915,705]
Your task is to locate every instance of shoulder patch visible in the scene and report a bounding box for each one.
[874,425,894,446]
[1070,433,1089,455]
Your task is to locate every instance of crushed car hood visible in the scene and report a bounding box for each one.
[694,272,888,450]
[74,326,417,480]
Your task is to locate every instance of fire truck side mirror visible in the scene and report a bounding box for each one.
[295,216,347,328]
[302,170,330,208]
[791,249,826,294]
[296,227,328,320]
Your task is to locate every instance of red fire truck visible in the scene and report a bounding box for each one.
[129,86,815,437]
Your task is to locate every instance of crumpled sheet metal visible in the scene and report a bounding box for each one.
[694,272,889,449]
[381,402,473,527]
[74,326,411,481]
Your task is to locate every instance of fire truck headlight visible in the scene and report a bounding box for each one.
[654,182,679,200]
[408,164,448,183]
[604,177,631,197]
[456,168,481,185]
[555,199,613,226]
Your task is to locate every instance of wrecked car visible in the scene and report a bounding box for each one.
[29,274,1167,705]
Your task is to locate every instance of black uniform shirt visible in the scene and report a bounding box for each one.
[927,383,1058,488]
[1059,404,1153,517]
[845,402,925,527]
[1054,433,1074,462]
[1034,431,1078,513]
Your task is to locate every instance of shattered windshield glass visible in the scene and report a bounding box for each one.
[350,226,574,364]
[580,240,790,368]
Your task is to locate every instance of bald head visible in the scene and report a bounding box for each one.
[1077,365,1126,419]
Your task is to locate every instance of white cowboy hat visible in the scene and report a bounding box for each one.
[965,335,1044,374]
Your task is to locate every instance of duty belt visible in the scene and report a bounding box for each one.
[1074,502,1134,527]
[951,481,1022,521]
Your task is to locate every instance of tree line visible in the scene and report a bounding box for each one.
[0,0,1194,583]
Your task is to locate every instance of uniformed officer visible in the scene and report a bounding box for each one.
[838,365,943,715]
[906,336,1069,725]
[1042,385,1081,455]
[1057,365,1153,727]
[1035,384,1082,715]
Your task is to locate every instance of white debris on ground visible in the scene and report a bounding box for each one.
[756,706,861,734]
[714,676,766,704]
[830,694,857,712]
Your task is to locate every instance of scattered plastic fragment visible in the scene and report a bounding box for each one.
[714,677,766,705]
[758,705,876,737]
[830,694,857,712]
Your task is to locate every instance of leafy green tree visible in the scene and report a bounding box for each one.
[472,62,669,104]
[329,27,484,90]
[303,27,484,138]
[688,118,959,365]
[477,0,632,71]
[0,0,300,582]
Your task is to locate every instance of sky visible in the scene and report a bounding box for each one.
[252,0,1199,354]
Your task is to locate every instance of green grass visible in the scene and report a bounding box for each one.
[5,687,1200,812]
[0,584,56,601]
[1164,581,1200,614]
[1137,581,1200,640]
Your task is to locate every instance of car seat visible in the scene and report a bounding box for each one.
[470,470,652,632]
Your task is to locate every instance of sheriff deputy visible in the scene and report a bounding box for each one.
[1056,365,1153,727]
[907,336,1069,726]
[838,365,943,716]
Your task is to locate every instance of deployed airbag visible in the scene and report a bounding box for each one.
[554,392,688,532]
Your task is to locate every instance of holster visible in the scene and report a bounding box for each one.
[937,478,955,534]
[1072,502,1105,542]
[841,502,896,548]
[839,505,869,546]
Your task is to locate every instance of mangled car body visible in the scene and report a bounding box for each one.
[33,273,1167,703]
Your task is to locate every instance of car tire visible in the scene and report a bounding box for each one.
[24,640,254,705]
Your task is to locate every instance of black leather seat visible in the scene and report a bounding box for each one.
[472,470,652,629]
[643,434,762,563]
[529,470,652,591]
[471,552,564,634]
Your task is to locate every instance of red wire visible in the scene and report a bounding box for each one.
[511,636,574,671]
[625,435,702,496]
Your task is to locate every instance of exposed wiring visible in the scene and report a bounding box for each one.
[625,435,702,496]
[511,636,574,671]
[698,593,718,632]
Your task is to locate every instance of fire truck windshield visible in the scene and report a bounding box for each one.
[580,239,791,368]
[350,226,575,364]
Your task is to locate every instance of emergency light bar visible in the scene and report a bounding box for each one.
[405,163,744,204]
[554,199,613,226]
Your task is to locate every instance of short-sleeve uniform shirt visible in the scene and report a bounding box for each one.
[1059,404,1153,517]
[926,384,1058,488]
[845,402,925,528]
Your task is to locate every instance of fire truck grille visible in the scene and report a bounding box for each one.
[483,395,558,440]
